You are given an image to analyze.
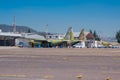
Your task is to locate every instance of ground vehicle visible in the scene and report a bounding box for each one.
[18,42,24,48]
[97,44,104,48]
[73,41,85,48]
[112,45,120,48]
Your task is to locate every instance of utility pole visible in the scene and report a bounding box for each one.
[13,16,16,33]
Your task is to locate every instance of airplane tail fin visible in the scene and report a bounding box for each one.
[64,27,74,40]
[79,28,86,41]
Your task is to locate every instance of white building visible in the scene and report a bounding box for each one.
[73,32,89,39]
[21,33,46,40]
[46,32,89,40]
[86,40,98,48]
[47,34,65,40]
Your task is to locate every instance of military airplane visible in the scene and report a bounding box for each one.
[29,27,86,48]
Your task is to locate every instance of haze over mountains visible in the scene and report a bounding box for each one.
[0,24,37,33]
[0,24,47,36]
[100,37,117,42]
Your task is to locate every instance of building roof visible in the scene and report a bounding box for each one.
[73,32,89,37]
[0,32,21,37]
[21,33,46,40]
[86,33,95,40]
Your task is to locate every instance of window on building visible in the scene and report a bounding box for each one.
[49,36,52,38]
[56,36,58,38]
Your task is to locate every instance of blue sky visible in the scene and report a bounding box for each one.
[0,0,120,37]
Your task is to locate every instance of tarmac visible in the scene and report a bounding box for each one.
[0,47,120,80]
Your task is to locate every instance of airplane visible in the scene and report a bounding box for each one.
[29,27,83,48]
[47,27,82,48]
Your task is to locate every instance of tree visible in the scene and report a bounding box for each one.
[93,30,97,38]
[89,29,93,34]
[93,30,101,41]
[28,29,31,33]
[116,30,120,43]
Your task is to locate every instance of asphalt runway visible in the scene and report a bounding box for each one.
[0,48,120,80]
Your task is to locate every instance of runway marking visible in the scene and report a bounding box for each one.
[0,74,49,80]
[43,75,54,79]
[0,74,26,78]
[63,57,69,61]
[0,55,40,58]
[76,74,83,79]
[101,71,120,74]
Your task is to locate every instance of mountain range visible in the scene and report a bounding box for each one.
[0,24,37,33]
[100,37,117,42]
[0,24,48,36]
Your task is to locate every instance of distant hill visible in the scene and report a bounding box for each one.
[0,24,52,37]
[100,37,117,42]
[0,24,37,33]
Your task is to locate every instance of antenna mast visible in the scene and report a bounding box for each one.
[45,24,48,39]
[13,16,16,33]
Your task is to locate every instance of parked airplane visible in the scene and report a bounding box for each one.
[29,27,82,48]
[47,27,80,47]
